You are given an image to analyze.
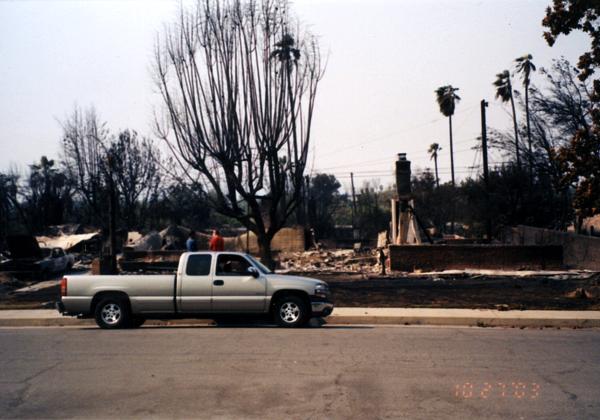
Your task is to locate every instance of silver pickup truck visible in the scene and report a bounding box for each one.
[57,251,333,328]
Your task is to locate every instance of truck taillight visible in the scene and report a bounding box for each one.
[60,277,67,296]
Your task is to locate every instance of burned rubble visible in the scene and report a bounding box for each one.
[278,249,383,275]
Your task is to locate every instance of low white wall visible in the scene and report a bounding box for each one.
[505,225,600,270]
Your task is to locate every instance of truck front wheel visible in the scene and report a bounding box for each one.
[273,295,309,328]
[94,297,131,329]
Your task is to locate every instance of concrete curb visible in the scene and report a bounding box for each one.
[0,318,215,328]
[1,308,599,328]
[327,308,600,328]
[326,315,600,328]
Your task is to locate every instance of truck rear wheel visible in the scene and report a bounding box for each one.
[273,295,309,328]
[94,297,131,329]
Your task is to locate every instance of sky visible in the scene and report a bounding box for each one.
[0,0,590,192]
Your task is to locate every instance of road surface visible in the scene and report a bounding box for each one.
[1,324,599,419]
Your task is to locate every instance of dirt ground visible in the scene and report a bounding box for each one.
[301,271,600,311]
[1,270,600,311]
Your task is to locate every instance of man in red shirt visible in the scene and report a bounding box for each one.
[209,229,225,251]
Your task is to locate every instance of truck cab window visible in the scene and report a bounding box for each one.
[216,254,252,276]
[186,254,212,276]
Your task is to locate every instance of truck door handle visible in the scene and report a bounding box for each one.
[213,280,224,286]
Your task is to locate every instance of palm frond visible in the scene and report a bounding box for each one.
[515,54,536,85]
[493,70,512,102]
[435,85,460,117]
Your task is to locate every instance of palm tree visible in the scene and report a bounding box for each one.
[435,85,460,187]
[271,34,301,127]
[515,54,536,173]
[428,143,442,188]
[271,33,303,222]
[271,33,301,149]
[493,70,520,167]
[271,33,301,63]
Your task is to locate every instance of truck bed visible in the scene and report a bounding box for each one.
[63,274,175,314]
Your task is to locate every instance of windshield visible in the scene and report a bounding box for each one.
[246,255,272,274]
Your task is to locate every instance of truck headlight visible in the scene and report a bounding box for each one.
[314,284,330,299]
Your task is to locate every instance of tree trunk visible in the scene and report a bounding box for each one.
[576,214,583,235]
[106,155,118,275]
[525,83,533,181]
[434,154,439,188]
[510,94,520,168]
[449,115,455,187]
[257,233,275,270]
[449,115,455,234]
[287,62,304,227]
[107,177,118,275]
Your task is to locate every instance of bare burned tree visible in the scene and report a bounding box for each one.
[154,0,324,265]
[108,130,162,230]
[60,106,109,225]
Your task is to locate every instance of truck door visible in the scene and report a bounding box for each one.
[178,254,213,312]
[212,254,267,312]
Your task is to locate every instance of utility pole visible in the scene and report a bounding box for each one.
[350,172,357,235]
[481,99,492,241]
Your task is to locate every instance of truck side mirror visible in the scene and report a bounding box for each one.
[247,267,259,278]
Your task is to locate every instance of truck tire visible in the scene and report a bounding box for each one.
[273,295,309,328]
[94,297,131,329]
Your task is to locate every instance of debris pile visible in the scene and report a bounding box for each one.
[131,231,163,251]
[129,226,214,251]
[72,253,95,270]
[278,249,383,274]
[36,232,101,252]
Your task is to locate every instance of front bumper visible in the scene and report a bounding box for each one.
[310,298,334,317]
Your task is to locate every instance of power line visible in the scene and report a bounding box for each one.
[317,120,442,159]
[313,141,480,173]
[314,156,393,171]
[328,167,485,179]
[316,103,481,158]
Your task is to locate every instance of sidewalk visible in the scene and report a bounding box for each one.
[1,308,600,328]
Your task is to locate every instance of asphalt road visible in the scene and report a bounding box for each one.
[1,325,599,419]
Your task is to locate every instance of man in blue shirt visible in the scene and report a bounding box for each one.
[186,231,198,252]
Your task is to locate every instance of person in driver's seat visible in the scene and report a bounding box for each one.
[223,260,233,273]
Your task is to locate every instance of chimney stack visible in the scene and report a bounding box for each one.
[395,153,411,199]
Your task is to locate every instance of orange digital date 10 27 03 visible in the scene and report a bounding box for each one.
[454,382,540,399]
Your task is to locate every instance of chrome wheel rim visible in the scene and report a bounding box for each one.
[101,303,121,325]
[280,302,300,323]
